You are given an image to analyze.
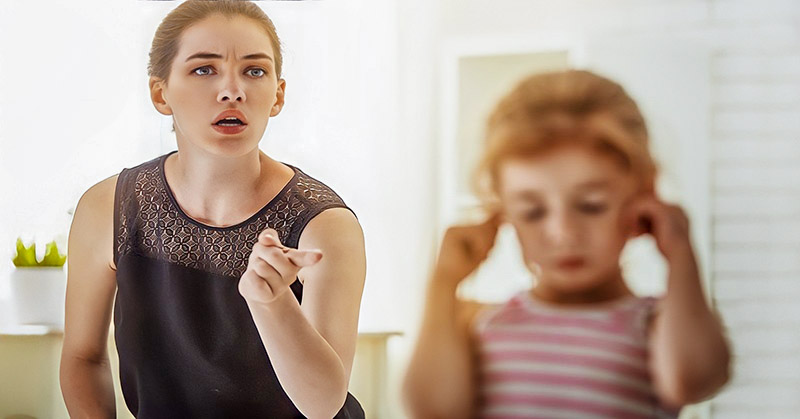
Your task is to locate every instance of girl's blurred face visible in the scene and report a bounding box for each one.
[156,14,283,156]
[497,144,639,294]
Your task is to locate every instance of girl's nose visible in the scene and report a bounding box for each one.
[545,213,580,247]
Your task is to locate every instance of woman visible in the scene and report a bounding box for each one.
[60,1,366,418]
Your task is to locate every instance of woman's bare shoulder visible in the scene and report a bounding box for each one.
[80,174,119,206]
[71,174,119,269]
[73,175,118,225]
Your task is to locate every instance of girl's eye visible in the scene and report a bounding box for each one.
[193,66,214,76]
[522,208,546,222]
[577,202,608,215]
[247,68,266,77]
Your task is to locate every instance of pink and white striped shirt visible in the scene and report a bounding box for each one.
[473,292,679,419]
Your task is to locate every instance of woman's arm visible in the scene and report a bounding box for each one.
[403,215,500,419]
[632,198,731,407]
[60,176,119,418]
[238,208,366,419]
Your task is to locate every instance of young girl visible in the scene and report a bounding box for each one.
[404,70,730,418]
[60,1,365,418]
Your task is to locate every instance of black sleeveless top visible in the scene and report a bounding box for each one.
[113,151,364,418]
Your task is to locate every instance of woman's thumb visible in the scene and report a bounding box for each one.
[287,249,323,267]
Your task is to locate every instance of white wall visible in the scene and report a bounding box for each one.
[0,0,160,261]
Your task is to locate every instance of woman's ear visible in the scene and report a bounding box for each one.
[149,76,173,116]
[270,79,286,117]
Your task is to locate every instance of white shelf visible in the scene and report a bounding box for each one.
[0,324,62,337]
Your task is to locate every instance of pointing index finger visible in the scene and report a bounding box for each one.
[256,228,322,266]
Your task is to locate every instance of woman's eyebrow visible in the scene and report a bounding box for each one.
[241,52,274,61]
[185,52,274,62]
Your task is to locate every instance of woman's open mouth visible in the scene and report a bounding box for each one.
[212,118,247,135]
[212,110,249,135]
[215,117,245,126]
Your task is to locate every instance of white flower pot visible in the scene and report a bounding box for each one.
[9,267,67,328]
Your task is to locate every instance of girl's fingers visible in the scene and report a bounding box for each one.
[482,211,504,229]
[623,196,693,260]
[446,215,501,263]
[468,212,503,241]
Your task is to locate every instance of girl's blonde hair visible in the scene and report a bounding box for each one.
[148,0,283,83]
[476,70,656,197]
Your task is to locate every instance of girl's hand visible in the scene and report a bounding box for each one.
[433,213,502,286]
[239,228,323,305]
[624,195,694,263]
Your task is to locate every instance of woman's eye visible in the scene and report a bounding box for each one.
[578,202,608,214]
[193,66,214,76]
[247,68,266,77]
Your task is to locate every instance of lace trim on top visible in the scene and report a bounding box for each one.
[115,152,349,279]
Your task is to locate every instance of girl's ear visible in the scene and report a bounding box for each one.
[149,76,173,116]
[631,213,653,238]
[624,192,656,239]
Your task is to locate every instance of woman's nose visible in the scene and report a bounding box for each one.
[217,73,246,103]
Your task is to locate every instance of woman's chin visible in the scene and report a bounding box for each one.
[197,136,261,157]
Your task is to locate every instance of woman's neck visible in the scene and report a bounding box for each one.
[164,146,292,227]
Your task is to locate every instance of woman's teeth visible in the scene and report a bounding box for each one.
[216,119,243,126]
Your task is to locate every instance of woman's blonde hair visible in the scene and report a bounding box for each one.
[148,0,283,83]
[476,70,656,197]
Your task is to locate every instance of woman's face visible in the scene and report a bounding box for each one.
[497,143,640,294]
[150,14,283,157]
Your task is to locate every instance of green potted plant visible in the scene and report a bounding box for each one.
[10,238,67,328]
